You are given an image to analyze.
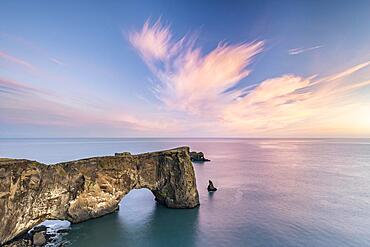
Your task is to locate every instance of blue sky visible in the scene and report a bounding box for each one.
[1,0,370,137]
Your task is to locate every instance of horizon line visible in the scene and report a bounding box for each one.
[1,137,370,139]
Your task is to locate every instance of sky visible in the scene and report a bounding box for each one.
[1,0,370,138]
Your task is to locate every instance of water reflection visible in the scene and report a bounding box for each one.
[208,191,215,200]
[140,203,199,247]
[66,189,199,247]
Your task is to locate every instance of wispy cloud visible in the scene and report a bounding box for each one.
[0,51,37,71]
[0,49,70,85]
[0,32,65,66]
[49,58,65,66]
[130,19,370,136]
[326,61,370,81]
[0,76,180,134]
[222,61,370,135]
[288,45,323,55]
[129,19,264,114]
[0,78,43,95]
[129,19,173,61]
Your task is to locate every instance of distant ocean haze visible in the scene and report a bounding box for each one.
[1,138,370,247]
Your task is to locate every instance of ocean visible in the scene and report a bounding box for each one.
[1,138,370,247]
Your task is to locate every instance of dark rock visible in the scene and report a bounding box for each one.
[30,225,47,234]
[2,238,32,247]
[0,147,199,245]
[56,228,70,234]
[114,152,131,156]
[190,151,210,162]
[45,232,56,240]
[3,225,58,247]
[207,180,217,192]
[2,232,32,247]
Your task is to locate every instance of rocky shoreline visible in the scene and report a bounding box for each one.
[0,147,200,245]
[3,223,70,247]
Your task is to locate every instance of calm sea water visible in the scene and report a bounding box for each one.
[1,138,370,247]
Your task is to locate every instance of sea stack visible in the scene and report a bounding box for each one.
[190,151,210,162]
[207,180,217,192]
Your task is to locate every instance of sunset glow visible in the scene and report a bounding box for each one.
[1,1,369,137]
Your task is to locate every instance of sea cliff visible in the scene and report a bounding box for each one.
[0,147,199,245]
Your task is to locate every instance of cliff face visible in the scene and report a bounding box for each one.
[0,147,199,245]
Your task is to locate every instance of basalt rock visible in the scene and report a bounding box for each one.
[207,180,217,192]
[189,151,210,162]
[0,147,199,245]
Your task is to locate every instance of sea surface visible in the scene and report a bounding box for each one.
[1,138,370,247]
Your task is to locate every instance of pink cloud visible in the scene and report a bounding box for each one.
[129,19,173,61]
[326,61,370,82]
[222,61,370,136]
[0,76,181,133]
[129,19,264,114]
[0,77,46,95]
[129,21,370,136]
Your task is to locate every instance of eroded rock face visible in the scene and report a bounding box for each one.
[0,147,199,245]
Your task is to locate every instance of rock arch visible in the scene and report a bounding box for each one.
[0,147,199,245]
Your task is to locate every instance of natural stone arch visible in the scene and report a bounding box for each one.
[0,147,199,245]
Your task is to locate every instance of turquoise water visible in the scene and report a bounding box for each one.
[1,138,370,246]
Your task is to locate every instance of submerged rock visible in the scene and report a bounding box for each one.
[56,229,69,234]
[190,151,210,162]
[0,147,199,245]
[207,180,217,192]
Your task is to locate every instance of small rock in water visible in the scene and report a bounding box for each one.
[207,180,217,192]
[190,151,210,162]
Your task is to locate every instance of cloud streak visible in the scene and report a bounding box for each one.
[0,76,181,135]
[288,45,323,55]
[0,51,37,71]
[0,78,46,96]
[222,61,370,135]
[0,32,65,66]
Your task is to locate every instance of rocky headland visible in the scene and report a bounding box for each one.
[0,147,199,246]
